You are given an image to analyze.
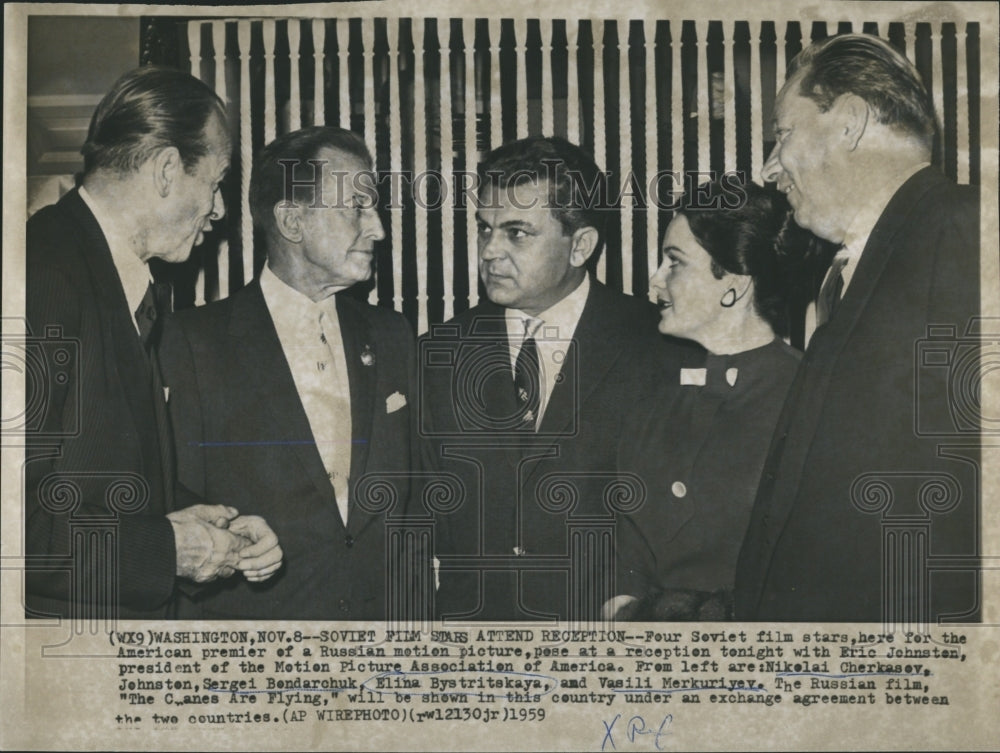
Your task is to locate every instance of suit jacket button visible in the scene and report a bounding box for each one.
[339,599,349,613]
[345,535,355,548]
[671,481,687,498]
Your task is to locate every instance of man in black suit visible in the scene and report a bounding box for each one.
[158,126,428,619]
[736,34,980,622]
[421,137,696,621]
[25,66,282,620]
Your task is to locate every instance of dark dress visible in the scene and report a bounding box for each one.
[616,338,801,620]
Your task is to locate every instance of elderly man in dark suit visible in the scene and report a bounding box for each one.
[159,126,427,620]
[421,137,697,622]
[25,66,282,620]
[736,34,980,623]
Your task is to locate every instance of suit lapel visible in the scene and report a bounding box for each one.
[522,282,623,484]
[231,283,341,515]
[457,305,522,468]
[336,294,377,534]
[64,191,165,491]
[812,167,942,359]
[746,168,945,601]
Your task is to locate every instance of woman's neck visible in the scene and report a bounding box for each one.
[698,311,776,356]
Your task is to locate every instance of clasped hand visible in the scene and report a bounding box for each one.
[168,505,284,583]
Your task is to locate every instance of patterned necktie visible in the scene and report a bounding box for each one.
[513,318,541,431]
[816,251,850,326]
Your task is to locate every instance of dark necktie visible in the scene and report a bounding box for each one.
[816,252,850,326]
[135,281,168,351]
[513,320,540,431]
[136,281,176,506]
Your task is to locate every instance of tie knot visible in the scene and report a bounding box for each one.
[136,281,161,348]
[522,317,541,341]
[831,249,851,271]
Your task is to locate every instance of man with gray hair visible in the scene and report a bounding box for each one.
[25,66,282,620]
[736,34,980,622]
[159,126,427,619]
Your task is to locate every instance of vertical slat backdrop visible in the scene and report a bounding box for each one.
[262,20,277,143]
[337,19,350,129]
[591,20,607,284]
[515,19,530,140]
[188,23,206,307]
[695,20,710,176]
[618,23,633,295]
[412,19,430,335]
[723,23,737,175]
[644,23,658,302]
[749,20,764,184]
[541,21,554,137]
[288,21,302,132]
[238,21,254,286]
[213,20,230,300]
[462,18,478,309]
[363,19,378,306]
[566,21,581,146]
[176,15,980,335]
[488,19,503,151]
[387,20,404,314]
[313,19,326,126]
[955,22,970,185]
[441,20,456,322]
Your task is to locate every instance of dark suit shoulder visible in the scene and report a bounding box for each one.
[898,168,978,226]
[163,286,248,346]
[27,200,87,270]
[437,301,504,336]
[337,297,415,356]
[347,296,412,331]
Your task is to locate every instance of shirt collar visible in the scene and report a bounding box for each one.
[260,263,331,344]
[78,185,151,328]
[504,274,590,342]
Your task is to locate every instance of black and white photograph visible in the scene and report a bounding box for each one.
[2,0,997,749]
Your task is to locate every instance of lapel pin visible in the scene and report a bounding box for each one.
[361,344,375,367]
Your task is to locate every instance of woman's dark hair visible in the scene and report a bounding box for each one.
[675,176,814,338]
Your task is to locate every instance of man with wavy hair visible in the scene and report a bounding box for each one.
[737,34,980,622]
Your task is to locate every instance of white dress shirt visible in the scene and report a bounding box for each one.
[78,185,153,334]
[504,274,590,429]
[260,265,352,524]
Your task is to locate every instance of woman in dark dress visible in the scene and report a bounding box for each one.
[609,178,808,621]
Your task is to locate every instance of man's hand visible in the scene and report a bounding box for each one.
[229,516,284,582]
[168,504,245,582]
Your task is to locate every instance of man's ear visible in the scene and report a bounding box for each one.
[568,226,600,268]
[836,93,869,151]
[151,146,182,198]
[273,201,304,243]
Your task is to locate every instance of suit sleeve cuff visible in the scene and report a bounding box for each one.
[116,515,177,611]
